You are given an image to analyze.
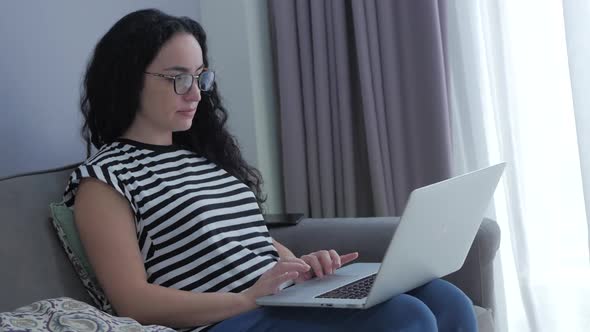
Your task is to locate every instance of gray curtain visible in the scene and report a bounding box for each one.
[269,0,452,218]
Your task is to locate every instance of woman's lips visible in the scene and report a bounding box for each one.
[177,109,196,117]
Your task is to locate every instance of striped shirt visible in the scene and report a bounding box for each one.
[63,138,279,331]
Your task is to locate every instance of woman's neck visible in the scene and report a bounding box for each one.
[122,118,173,146]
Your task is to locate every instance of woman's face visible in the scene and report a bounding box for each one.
[137,33,204,136]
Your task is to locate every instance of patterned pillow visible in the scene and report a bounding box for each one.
[0,297,175,332]
[49,202,113,314]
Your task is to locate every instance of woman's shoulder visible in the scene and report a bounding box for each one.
[65,142,132,187]
[63,142,137,208]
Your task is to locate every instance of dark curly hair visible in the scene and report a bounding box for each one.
[80,8,265,204]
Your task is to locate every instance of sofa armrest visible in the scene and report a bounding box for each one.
[269,217,500,309]
[444,218,500,310]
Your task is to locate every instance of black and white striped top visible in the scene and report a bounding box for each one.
[63,138,278,314]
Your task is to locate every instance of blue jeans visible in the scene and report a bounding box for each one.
[207,279,477,332]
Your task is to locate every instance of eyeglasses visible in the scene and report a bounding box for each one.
[144,69,215,95]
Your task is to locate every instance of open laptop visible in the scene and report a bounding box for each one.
[256,163,506,309]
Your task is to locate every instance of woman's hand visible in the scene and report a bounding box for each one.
[243,259,310,301]
[296,250,359,282]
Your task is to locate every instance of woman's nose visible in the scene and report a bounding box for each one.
[184,80,201,102]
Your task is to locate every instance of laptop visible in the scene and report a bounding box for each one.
[256,163,506,309]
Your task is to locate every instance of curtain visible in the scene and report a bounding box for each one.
[268,0,452,218]
[446,0,590,331]
[563,0,590,259]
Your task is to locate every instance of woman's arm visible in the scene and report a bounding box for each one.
[75,178,305,328]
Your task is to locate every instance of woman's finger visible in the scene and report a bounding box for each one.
[339,252,359,265]
[294,273,306,284]
[279,257,311,272]
[272,271,299,294]
[315,250,333,275]
[279,256,309,267]
[273,261,310,275]
[293,270,313,284]
[302,254,324,278]
[329,249,341,269]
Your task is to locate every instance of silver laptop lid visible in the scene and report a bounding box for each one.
[365,163,506,308]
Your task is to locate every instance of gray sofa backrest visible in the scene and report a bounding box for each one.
[0,165,92,312]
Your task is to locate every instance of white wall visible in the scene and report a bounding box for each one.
[0,1,201,177]
[199,0,285,213]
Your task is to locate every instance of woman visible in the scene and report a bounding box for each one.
[64,8,477,332]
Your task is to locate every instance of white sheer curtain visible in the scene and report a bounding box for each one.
[563,0,590,257]
[446,1,590,331]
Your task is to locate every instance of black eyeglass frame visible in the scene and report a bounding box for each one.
[144,69,215,95]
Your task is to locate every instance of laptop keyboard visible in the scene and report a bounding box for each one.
[315,274,377,299]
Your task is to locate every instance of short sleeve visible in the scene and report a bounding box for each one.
[62,164,137,216]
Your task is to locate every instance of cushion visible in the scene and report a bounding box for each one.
[0,297,174,331]
[49,202,113,314]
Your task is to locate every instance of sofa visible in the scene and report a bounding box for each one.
[0,164,500,331]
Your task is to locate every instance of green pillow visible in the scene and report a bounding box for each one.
[49,203,95,277]
[49,202,113,314]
